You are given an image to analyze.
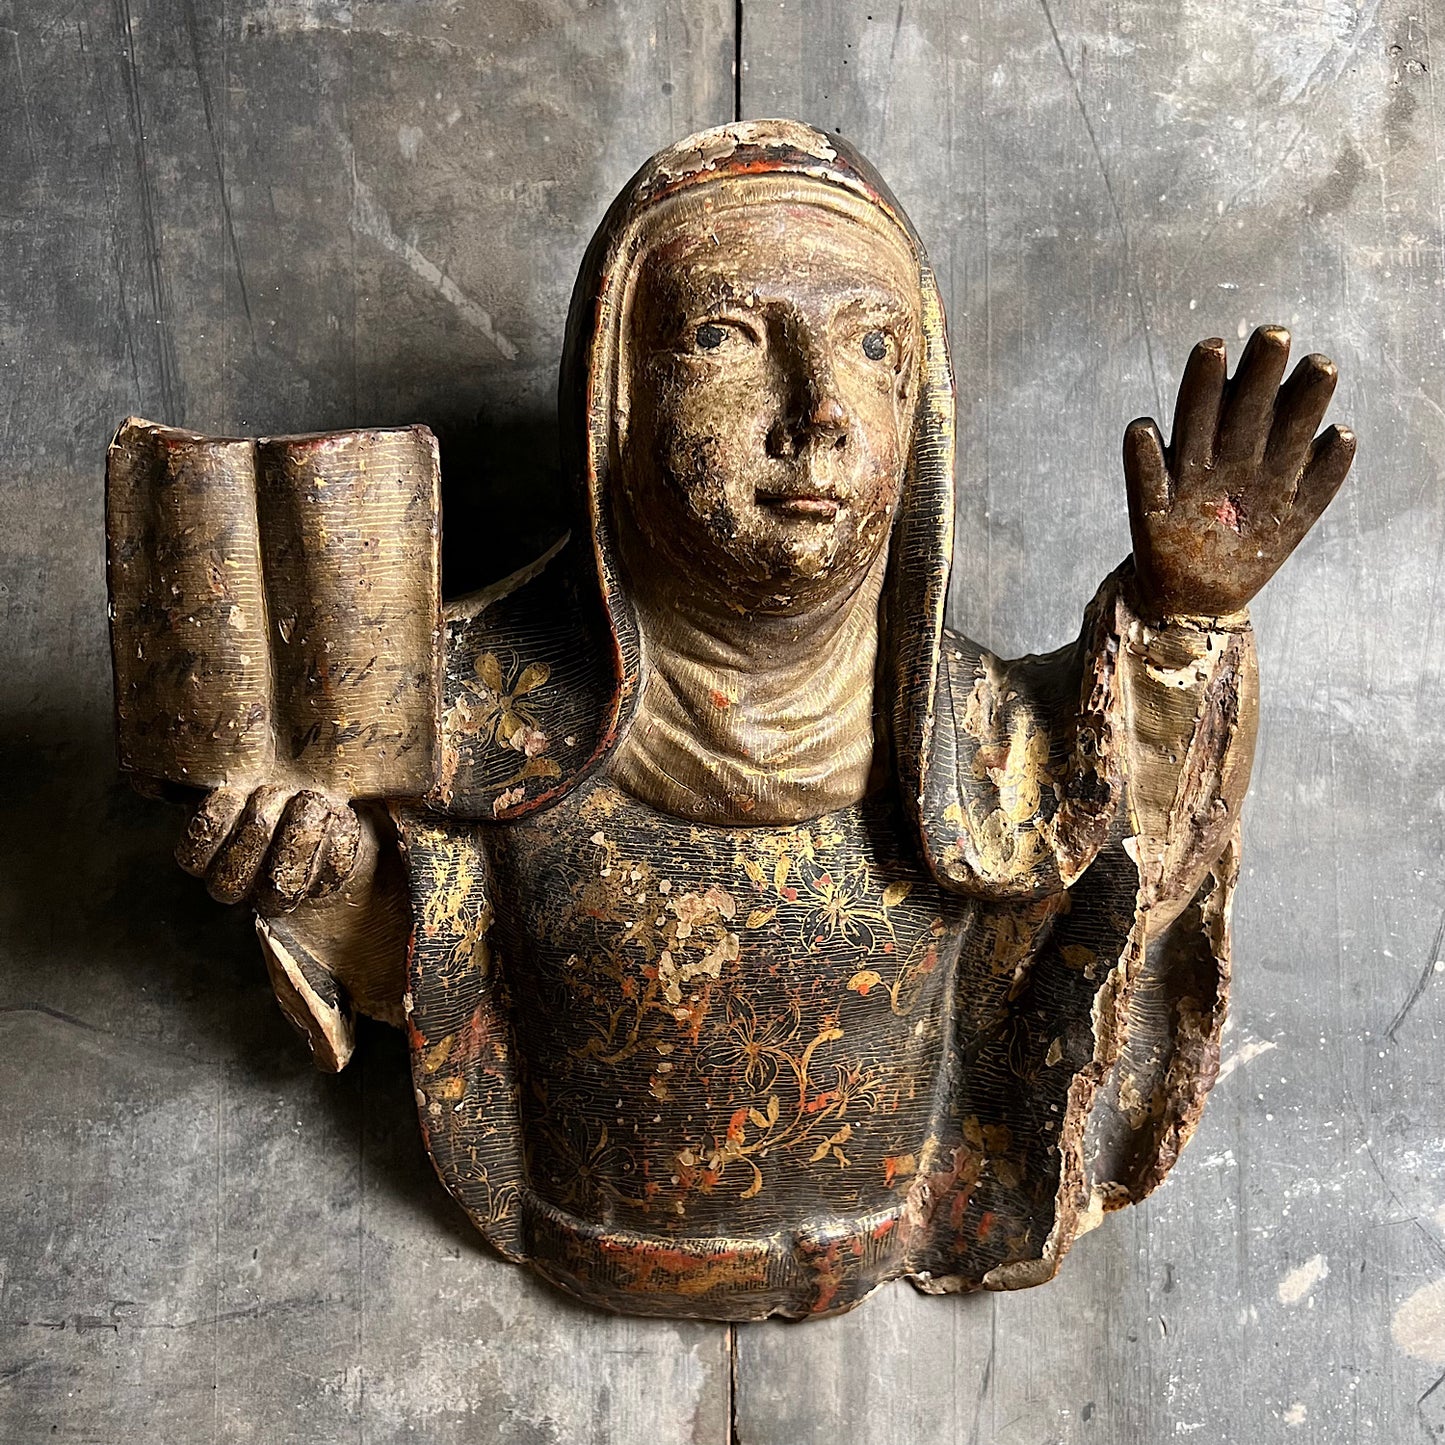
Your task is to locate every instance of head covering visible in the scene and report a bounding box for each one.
[429,119,958,835]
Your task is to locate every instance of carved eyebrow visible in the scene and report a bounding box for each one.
[830,290,915,321]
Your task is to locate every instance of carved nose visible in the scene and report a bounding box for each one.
[808,394,848,434]
[793,387,849,454]
[768,392,849,458]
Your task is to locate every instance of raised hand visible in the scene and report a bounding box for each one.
[1123,325,1355,621]
[175,785,367,915]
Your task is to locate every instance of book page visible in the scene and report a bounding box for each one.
[255,426,441,798]
[107,420,442,800]
[107,418,273,787]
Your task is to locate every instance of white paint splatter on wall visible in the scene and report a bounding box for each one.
[1393,1279,1445,1365]
[1277,1253,1329,1305]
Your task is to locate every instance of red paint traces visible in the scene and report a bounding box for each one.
[803,1088,840,1115]
[709,689,731,709]
[947,1193,969,1231]
[1215,495,1243,533]
[976,1209,996,1240]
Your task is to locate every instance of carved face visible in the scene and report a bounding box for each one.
[617,194,923,613]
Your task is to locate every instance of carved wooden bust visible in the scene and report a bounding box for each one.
[106,119,1354,1320]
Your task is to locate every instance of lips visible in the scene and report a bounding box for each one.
[755,490,842,521]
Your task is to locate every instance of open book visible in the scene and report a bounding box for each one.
[107,418,442,800]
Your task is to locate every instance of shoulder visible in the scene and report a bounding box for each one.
[429,535,619,822]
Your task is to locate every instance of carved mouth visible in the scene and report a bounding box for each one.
[755,490,841,521]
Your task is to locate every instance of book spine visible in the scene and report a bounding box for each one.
[107,419,274,787]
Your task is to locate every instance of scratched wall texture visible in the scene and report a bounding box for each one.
[0,0,1440,1442]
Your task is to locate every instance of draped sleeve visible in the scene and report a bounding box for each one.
[910,565,1262,1286]
[915,563,1256,923]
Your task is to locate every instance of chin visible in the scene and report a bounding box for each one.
[714,528,870,598]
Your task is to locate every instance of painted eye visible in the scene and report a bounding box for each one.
[862,329,889,362]
[696,323,726,351]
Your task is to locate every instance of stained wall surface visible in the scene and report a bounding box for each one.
[1,1,1441,1441]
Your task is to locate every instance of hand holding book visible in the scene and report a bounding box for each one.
[107,419,442,911]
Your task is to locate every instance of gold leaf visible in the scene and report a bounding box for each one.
[743,857,766,886]
[847,970,883,996]
[512,661,551,696]
[739,1162,764,1200]
[982,1122,1013,1154]
[881,880,913,908]
[766,1094,779,1125]
[422,1035,454,1073]
[745,907,777,929]
[748,1108,769,1130]
[809,1123,853,1163]
[773,856,791,891]
[476,652,504,692]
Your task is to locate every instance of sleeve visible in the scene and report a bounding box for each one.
[917,564,1256,915]
[1113,591,1258,935]
[917,569,1126,900]
[1078,589,1258,1210]
[253,806,413,1071]
[912,565,1262,1248]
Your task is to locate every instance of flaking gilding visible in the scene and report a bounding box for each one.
[105,120,1352,1322]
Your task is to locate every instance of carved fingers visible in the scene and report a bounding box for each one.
[1216,325,1292,471]
[1265,349,1339,483]
[174,785,249,877]
[1169,335,1229,480]
[1122,337,1232,526]
[1122,416,1169,521]
[175,785,366,914]
[1124,325,1354,619]
[1293,422,1357,540]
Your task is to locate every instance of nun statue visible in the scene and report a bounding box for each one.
[107,120,1354,1319]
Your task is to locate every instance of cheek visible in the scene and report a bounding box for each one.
[844,384,908,506]
[654,382,769,507]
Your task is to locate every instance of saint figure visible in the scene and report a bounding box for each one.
[112,120,1354,1319]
